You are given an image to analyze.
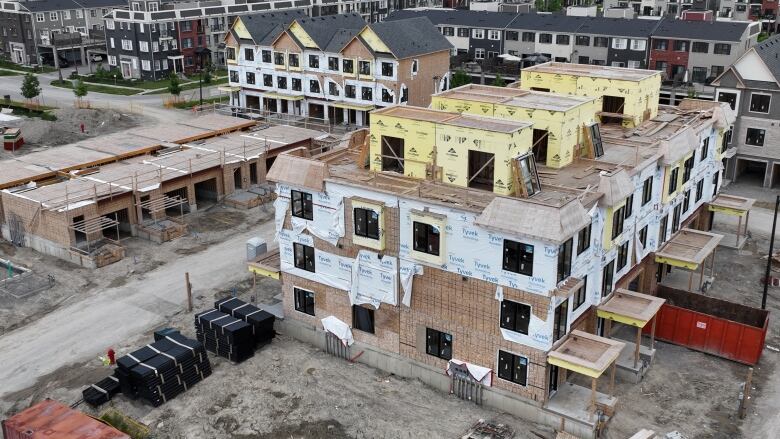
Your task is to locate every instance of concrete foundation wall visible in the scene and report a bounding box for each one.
[0,224,99,268]
[278,317,598,439]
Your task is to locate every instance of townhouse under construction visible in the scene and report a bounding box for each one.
[256,62,755,438]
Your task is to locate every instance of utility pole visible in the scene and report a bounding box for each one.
[185,272,193,312]
[762,195,780,310]
[199,71,203,107]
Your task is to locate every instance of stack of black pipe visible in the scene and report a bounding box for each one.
[214,297,275,346]
[195,309,255,362]
[82,375,121,407]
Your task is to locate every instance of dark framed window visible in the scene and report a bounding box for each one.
[413,221,440,256]
[696,179,704,202]
[746,128,766,146]
[261,50,271,63]
[692,42,709,53]
[426,328,452,360]
[668,167,679,194]
[498,350,528,386]
[660,215,669,244]
[624,194,634,219]
[522,32,535,42]
[245,72,255,85]
[291,78,301,91]
[244,47,254,61]
[750,94,771,113]
[328,81,339,96]
[359,60,371,75]
[683,189,691,213]
[291,190,313,220]
[345,85,356,99]
[577,223,591,255]
[653,39,668,50]
[682,156,694,183]
[263,74,273,87]
[553,300,568,342]
[308,54,319,68]
[503,240,534,276]
[288,53,299,68]
[352,305,374,333]
[612,206,625,239]
[712,171,719,197]
[294,287,315,315]
[594,37,608,47]
[575,35,590,46]
[309,80,320,94]
[354,207,379,240]
[500,300,530,335]
[277,76,287,89]
[361,87,372,101]
[328,56,339,71]
[691,67,707,84]
[557,238,573,282]
[617,241,629,270]
[700,137,709,161]
[457,27,469,38]
[714,43,731,55]
[639,225,648,247]
[556,35,570,45]
[672,203,682,234]
[381,89,392,103]
[342,59,354,74]
[381,62,393,77]
[573,276,587,310]
[642,177,653,205]
[539,33,552,44]
[673,40,688,51]
[229,70,239,83]
[274,52,285,65]
[505,31,518,41]
[293,242,315,272]
[601,260,615,297]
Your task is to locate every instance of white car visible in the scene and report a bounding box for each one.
[90,54,103,62]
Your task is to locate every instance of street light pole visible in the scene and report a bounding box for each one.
[762,194,780,310]
[199,71,203,106]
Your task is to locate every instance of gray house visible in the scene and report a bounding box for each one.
[713,35,780,188]
[575,17,658,68]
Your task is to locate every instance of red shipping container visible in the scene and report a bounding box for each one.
[2,399,129,439]
[644,286,769,365]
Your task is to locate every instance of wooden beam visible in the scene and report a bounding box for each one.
[634,326,641,369]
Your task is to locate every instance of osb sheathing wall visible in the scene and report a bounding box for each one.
[279,195,554,402]
[0,192,89,246]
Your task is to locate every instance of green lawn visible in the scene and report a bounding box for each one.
[0,59,56,74]
[81,70,229,90]
[0,69,21,76]
[148,76,229,95]
[172,95,229,109]
[50,80,140,96]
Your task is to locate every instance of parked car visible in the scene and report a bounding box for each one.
[40,53,69,68]
[90,54,103,62]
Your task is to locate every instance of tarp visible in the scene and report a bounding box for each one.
[446,359,493,386]
[321,316,354,346]
[400,261,423,307]
[349,250,398,308]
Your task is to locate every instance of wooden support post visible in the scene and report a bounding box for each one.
[711,247,717,278]
[699,258,706,290]
[739,367,754,419]
[650,317,657,351]
[688,270,693,292]
[605,319,612,339]
[634,326,641,369]
[609,362,616,397]
[590,377,597,420]
[737,215,742,248]
[185,272,193,312]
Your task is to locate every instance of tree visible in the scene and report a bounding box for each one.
[20,73,41,103]
[492,75,506,87]
[450,69,471,89]
[73,79,88,104]
[168,72,182,97]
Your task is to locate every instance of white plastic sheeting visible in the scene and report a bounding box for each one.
[399,260,423,307]
[278,230,352,291]
[446,359,493,386]
[349,250,398,308]
[321,316,354,346]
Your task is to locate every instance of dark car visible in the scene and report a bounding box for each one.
[40,53,70,68]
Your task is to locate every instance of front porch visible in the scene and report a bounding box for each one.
[708,194,755,250]
[655,228,723,293]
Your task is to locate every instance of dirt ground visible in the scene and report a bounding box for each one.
[0,108,148,158]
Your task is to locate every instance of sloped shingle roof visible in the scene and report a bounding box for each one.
[367,17,452,59]
[295,13,365,49]
[652,18,749,42]
[753,35,780,83]
[387,9,518,29]
[240,10,307,45]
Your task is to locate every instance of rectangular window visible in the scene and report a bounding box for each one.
[653,39,668,50]
[701,137,709,161]
[505,31,518,41]
[612,38,628,50]
[244,48,254,61]
[359,60,371,75]
[660,215,669,244]
[474,48,485,60]
[345,84,356,98]
[352,305,374,333]
[442,27,454,37]
[294,287,315,315]
[683,156,694,183]
[683,189,691,213]
[488,30,500,40]
[557,238,573,282]
[553,300,568,342]
[457,28,469,38]
[141,60,151,71]
[516,152,541,196]
[594,37,608,47]
[263,74,273,87]
[539,33,552,44]
[381,62,393,77]
[342,59,354,74]
[36,13,45,22]
[308,55,319,68]
[522,32,535,42]
[246,72,255,85]
[577,223,591,255]
[310,80,320,94]
[612,206,625,239]
[50,12,58,21]
[361,87,372,101]
[354,207,379,240]
[696,179,704,202]
[673,40,688,52]
[288,53,299,68]
[639,225,648,248]
[668,167,679,194]
[617,241,629,271]
[691,67,707,83]
[714,43,731,55]
[503,240,534,276]
[500,300,530,335]
[602,260,615,297]
[575,35,590,46]
[413,222,440,256]
[692,41,709,53]
[642,177,653,205]
[121,39,132,50]
[292,78,301,91]
[293,242,315,272]
[573,277,587,310]
[498,350,527,386]
[746,128,766,147]
[630,39,646,51]
[750,94,771,113]
[624,194,634,220]
[556,34,570,45]
[472,29,485,39]
[426,328,452,360]
[274,52,285,66]
[139,41,149,52]
[381,89,392,103]
[672,203,682,234]
[291,190,313,220]
[277,76,286,89]
[328,81,338,96]
[262,50,271,63]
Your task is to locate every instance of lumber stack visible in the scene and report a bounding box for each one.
[82,375,121,407]
[215,297,276,346]
[195,309,255,363]
[114,332,211,407]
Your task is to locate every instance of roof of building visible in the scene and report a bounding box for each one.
[366,17,452,58]
[386,9,519,28]
[434,84,595,112]
[75,0,126,8]
[239,10,307,45]
[474,195,591,242]
[523,61,660,81]
[294,13,365,50]
[506,13,585,33]
[373,106,532,133]
[574,16,661,38]
[753,34,780,82]
[652,18,750,42]
[22,0,82,12]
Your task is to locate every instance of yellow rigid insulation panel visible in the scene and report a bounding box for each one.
[288,21,318,49]
[370,114,437,180]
